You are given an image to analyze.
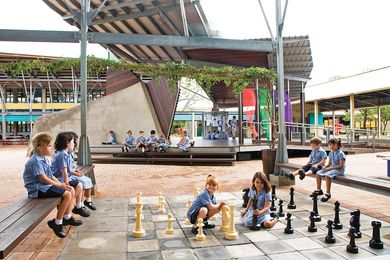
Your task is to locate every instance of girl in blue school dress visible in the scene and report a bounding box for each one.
[23,133,82,238]
[241,172,279,229]
[177,129,191,152]
[51,132,91,218]
[315,138,346,202]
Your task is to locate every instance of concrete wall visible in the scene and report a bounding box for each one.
[32,82,162,145]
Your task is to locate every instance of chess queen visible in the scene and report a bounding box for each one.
[241,172,279,229]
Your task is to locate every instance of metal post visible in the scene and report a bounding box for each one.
[332,110,336,137]
[350,95,355,144]
[377,105,381,137]
[179,0,189,37]
[78,0,92,166]
[29,80,33,135]
[191,112,195,137]
[255,79,260,137]
[42,88,46,113]
[314,100,319,137]
[239,92,244,145]
[274,0,288,175]
[0,87,6,141]
[300,82,305,145]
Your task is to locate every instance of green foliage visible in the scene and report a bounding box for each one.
[0,56,276,97]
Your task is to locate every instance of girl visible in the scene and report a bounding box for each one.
[51,132,90,217]
[187,175,226,235]
[177,129,191,152]
[241,172,278,229]
[102,130,116,144]
[122,130,135,152]
[315,138,346,202]
[157,133,170,152]
[23,133,82,238]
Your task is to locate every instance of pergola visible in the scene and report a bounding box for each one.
[0,0,310,174]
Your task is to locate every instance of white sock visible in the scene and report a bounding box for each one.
[55,218,63,225]
[81,201,85,207]
[76,202,82,208]
[64,214,72,220]
[86,197,92,202]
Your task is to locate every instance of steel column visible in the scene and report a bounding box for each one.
[238,92,244,145]
[0,87,6,141]
[350,95,355,143]
[255,79,260,137]
[300,82,305,145]
[314,100,319,137]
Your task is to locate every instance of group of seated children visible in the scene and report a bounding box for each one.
[207,130,227,140]
[23,132,96,238]
[122,130,171,153]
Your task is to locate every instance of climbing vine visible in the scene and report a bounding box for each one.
[0,56,276,96]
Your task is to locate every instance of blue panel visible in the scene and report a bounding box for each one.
[0,115,42,122]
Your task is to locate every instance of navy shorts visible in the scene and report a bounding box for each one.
[190,207,209,225]
[68,179,79,188]
[301,164,322,174]
[38,185,66,198]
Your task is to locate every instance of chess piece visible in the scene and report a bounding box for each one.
[325,220,336,243]
[165,213,174,235]
[284,213,294,234]
[156,192,162,207]
[369,221,383,249]
[184,199,192,225]
[134,192,144,220]
[332,201,343,230]
[242,187,250,208]
[287,187,296,209]
[270,195,277,212]
[194,187,200,198]
[132,198,145,238]
[346,227,359,253]
[196,218,206,241]
[308,211,318,232]
[220,205,230,232]
[159,194,166,213]
[249,197,261,231]
[349,210,361,238]
[271,185,276,199]
[311,192,321,222]
[278,199,285,218]
[224,203,238,240]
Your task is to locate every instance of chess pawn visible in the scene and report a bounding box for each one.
[369,221,383,249]
[194,187,200,198]
[332,201,343,230]
[165,213,174,235]
[184,199,192,225]
[220,205,230,232]
[325,220,336,243]
[196,218,206,241]
[284,213,294,234]
[287,187,296,209]
[308,211,317,232]
[159,195,166,213]
[156,192,162,207]
[132,202,145,238]
[349,210,361,238]
[271,185,276,199]
[224,203,238,240]
[270,195,277,212]
[278,199,285,218]
[346,227,359,253]
[311,193,321,222]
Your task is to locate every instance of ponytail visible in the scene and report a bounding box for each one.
[328,137,342,149]
[27,133,52,157]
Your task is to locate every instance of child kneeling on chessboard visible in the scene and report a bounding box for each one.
[187,175,226,235]
[241,172,278,229]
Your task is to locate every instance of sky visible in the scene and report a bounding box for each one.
[1,0,390,86]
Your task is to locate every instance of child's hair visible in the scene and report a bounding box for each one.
[28,132,52,157]
[251,172,271,192]
[66,131,78,149]
[54,132,74,151]
[127,130,132,135]
[233,116,236,119]
[159,133,165,138]
[182,129,188,135]
[328,137,342,148]
[205,174,220,191]
[109,130,114,134]
[151,130,156,135]
[309,137,322,145]
[139,131,144,134]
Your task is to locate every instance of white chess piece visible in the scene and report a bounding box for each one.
[184,199,192,224]
[132,198,145,238]
[196,218,206,241]
[220,205,230,232]
[159,195,166,213]
[224,203,238,240]
[165,213,174,235]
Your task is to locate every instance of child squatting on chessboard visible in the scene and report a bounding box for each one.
[187,175,226,235]
[241,172,278,229]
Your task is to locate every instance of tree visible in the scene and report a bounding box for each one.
[380,106,390,134]
[357,108,376,129]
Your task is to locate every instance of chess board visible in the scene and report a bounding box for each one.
[57,189,390,259]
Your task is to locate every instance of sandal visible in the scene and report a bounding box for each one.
[321,193,331,202]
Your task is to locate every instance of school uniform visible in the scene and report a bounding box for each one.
[102,134,116,144]
[187,188,217,224]
[23,152,66,199]
[241,189,272,227]
[51,150,79,188]
[317,149,346,178]
[157,138,169,152]
[68,152,93,189]
[136,136,147,148]
[124,135,135,147]
[231,119,237,133]
[178,136,191,151]
[301,147,327,174]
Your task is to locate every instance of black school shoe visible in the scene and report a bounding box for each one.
[84,200,97,210]
[310,189,324,197]
[191,226,206,235]
[47,219,66,238]
[63,216,83,226]
[72,206,91,217]
[286,172,295,181]
[298,169,306,180]
[203,222,215,229]
[320,193,331,202]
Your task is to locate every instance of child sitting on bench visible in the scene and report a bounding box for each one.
[122,130,135,152]
[157,133,170,152]
[146,130,158,152]
[102,130,116,145]
[136,131,147,152]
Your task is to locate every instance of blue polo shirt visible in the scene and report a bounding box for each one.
[187,188,217,219]
[329,149,346,174]
[136,136,147,144]
[23,153,53,198]
[147,135,158,143]
[309,147,327,165]
[51,150,72,182]
[125,135,135,146]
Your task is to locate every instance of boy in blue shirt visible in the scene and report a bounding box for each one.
[286,137,327,181]
[146,130,158,152]
[102,130,116,145]
[136,131,147,152]
[157,133,170,152]
[122,130,135,152]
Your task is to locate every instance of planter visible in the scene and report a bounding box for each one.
[261,149,276,179]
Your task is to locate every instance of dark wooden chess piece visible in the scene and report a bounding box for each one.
[308,211,317,232]
[242,187,250,208]
[287,187,296,209]
[278,199,285,218]
[369,221,383,249]
[284,213,294,234]
[271,185,276,199]
[270,195,277,212]
[346,227,359,253]
[249,197,261,231]
[349,209,362,238]
[325,220,336,243]
[332,201,343,230]
[312,192,321,222]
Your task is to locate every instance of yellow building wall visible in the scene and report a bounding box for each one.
[5,103,77,110]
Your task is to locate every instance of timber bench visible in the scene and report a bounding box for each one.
[275,162,390,196]
[0,197,61,259]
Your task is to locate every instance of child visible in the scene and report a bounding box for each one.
[122,130,135,152]
[215,131,220,140]
[177,129,191,152]
[207,131,212,140]
[315,138,346,202]
[231,116,237,140]
[211,131,216,140]
[286,137,327,181]
[157,133,170,152]
[51,132,90,217]
[23,133,82,238]
[136,131,147,152]
[67,131,97,211]
[241,172,278,229]
[102,130,116,145]
[187,175,226,234]
[146,130,158,152]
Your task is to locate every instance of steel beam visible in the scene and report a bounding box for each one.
[0,29,79,43]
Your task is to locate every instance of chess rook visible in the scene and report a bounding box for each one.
[308,211,318,232]
[224,203,238,240]
[278,199,285,218]
[346,227,359,253]
[349,210,362,238]
[311,193,321,222]
[165,213,174,235]
[325,220,336,243]
[220,205,230,232]
[369,221,383,249]
[284,213,294,234]
[196,218,206,241]
[332,201,343,230]
[287,187,296,209]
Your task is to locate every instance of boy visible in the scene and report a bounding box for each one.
[136,131,147,152]
[286,137,327,181]
[146,130,158,152]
